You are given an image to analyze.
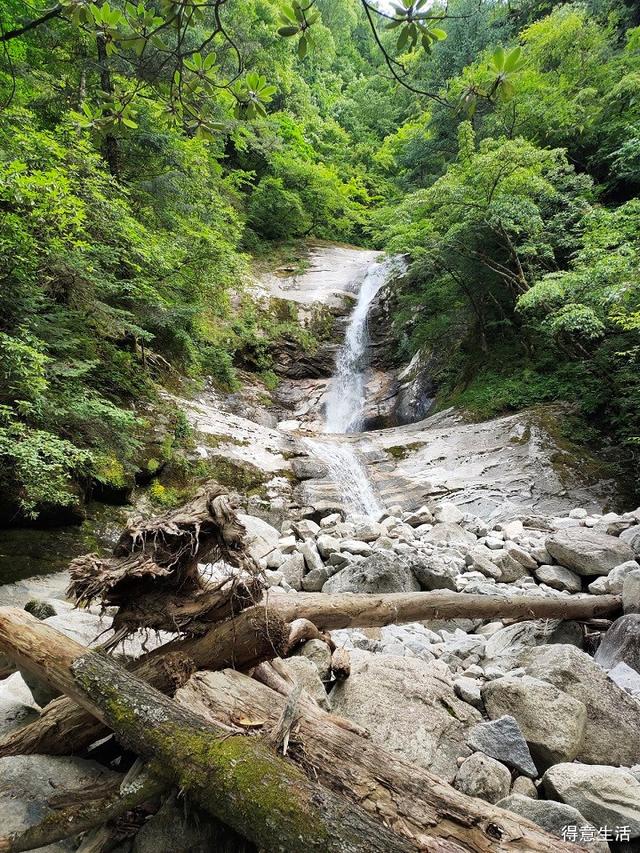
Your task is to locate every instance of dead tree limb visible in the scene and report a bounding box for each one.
[0,764,166,853]
[176,667,580,852]
[271,590,621,630]
[0,608,416,853]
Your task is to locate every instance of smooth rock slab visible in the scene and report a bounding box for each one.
[534,564,582,593]
[454,752,511,804]
[595,614,640,673]
[521,644,640,767]
[466,715,537,778]
[545,528,634,576]
[330,652,480,782]
[543,763,640,839]
[482,675,586,769]
[496,794,609,852]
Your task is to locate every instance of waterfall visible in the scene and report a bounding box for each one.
[304,257,401,517]
[324,258,394,434]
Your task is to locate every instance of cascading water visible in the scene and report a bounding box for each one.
[305,257,401,516]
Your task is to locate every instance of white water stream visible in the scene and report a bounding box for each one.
[305,257,401,517]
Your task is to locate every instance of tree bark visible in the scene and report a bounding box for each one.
[175,668,582,853]
[271,590,621,630]
[0,608,415,853]
[0,605,289,758]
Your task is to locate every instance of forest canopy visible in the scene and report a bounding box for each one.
[1,0,639,519]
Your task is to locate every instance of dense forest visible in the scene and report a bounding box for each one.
[1,0,639,521]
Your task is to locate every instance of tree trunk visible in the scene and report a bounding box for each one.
[272,590,621,631]
[0,590,619,758]
[175,668,581,853]
[0,606,289,757]
[0,608,416,853]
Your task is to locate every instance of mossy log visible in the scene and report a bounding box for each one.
[0,605,290,758]
[0,608,414,853]
[175,668,582,853]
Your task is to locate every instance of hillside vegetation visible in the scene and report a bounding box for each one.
[0,0,639,520]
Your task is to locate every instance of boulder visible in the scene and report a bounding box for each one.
[511,776,538,799]
[0,672,39,738]
[504,542,538,570]
[543,763,640,838]
[495,795,608,852]
[454,752,511,804]
[278,552,305,590]
[521,644,640,766]
[0,754,119,849]
[545,528,634,576]
[238,514,280,561]
[330,652,481,782]
[292,519,320,539]
[466,715,537,778]
[423,523,477,547]
[403,505,434,527]
[608,661,640,697]
[322,553,421,595]
[299,540,323,573]
[454,677,484,710]
[132,793,227,853]
[281,657,331,711]
[620,525,640,554]
[623,569,640,614]
[339,539,372,556]
[301,566,329,592]
[352,520,384,542]
[594,614,640,673]
[294,639,333,681]
[316,534,340,560]
[534,565,582,593]
[482,675,587,769]
[433,502,464,525]
[409,552,462,592]
[607,560,640,594]
[492,551,529,583]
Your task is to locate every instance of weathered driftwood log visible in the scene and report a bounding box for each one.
[176,668,582,853]
[272,590,621,630]
[68,483,262,638]
[0,605,289,757]
[0,608,415,853]
[0,763,166,853]
[0,589,620,758]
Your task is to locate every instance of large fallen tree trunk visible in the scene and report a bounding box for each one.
[177,667,581,853]
[0,607,414,853]
[0,589,620,758]
[273,589,621,629]
[0,604,290,757]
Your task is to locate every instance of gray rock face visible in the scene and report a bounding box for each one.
[330,653,480,782]
[299,539,323,573]
[466,715,537,778]
[0,755,119,850]
[543,763,640,839]
[482,675,587,769]
[454,676,484,710]
[521,644,640,766]
[492,551,529,583]
[301,566,329,592]
[534,564,582,593]
[545,528,634,576]
[322,553,421,594]
[454,752,511,804]
[594,614,640,673]
[495,794,609,852]
[295,638,332,681]
[608,661,640,697]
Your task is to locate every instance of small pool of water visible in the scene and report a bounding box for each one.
[0,502,130,586]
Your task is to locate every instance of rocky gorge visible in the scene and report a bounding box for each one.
[0,245,639,852]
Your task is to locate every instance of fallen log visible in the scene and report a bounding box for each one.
[0,762,166,853]
[0,605,290,757]
[0,607,416,853]
[0,589,620,758]
[176,667,581,853]
[272,590,622,630]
